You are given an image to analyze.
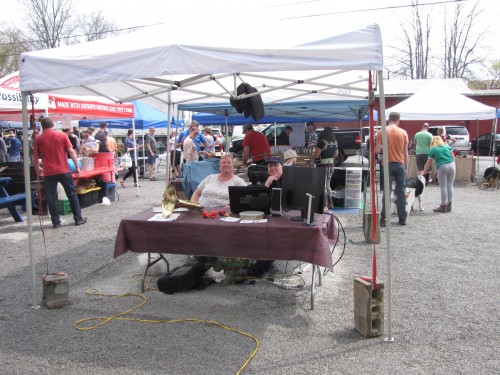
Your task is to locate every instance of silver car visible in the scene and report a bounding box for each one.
[428,125,471,154]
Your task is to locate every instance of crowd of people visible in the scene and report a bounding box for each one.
[7,113,463,233]
[374,112,457,227]
[1,129,24,162]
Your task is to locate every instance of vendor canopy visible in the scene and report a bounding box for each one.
[0,72,47,118]
[386,81,496,121]
[0,87,48,119]
[79,100,182,130]
[19,23,383,112]
[181,99,372,125]
[0,71,134,119]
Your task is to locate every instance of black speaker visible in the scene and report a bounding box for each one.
[270,188,282,216]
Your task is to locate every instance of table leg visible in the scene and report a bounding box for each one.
[311,265,317,310]
[8,205,23,222]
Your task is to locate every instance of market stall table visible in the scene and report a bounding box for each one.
[114,208,338,309]
[0,177,27,222]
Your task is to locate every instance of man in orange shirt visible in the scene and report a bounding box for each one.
[375,112,409,226]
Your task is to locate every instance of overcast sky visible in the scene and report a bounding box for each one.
[3,0,499,73]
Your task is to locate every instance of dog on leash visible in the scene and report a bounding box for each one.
[406,175,427,211]
[390,175,427,216]
[480,167,500,190]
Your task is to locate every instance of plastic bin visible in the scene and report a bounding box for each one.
[77,187,101,208]
[96,182,116,203]
[56,199,71,215]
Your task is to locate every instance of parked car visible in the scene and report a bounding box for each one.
[210,128,224,142]
[471,133,500,156]
[360,125,381,159]
[229,123,361,167]
[428,125,471,154]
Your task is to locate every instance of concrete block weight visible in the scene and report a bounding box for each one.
[42,273,71,309]
[353,277,384,337]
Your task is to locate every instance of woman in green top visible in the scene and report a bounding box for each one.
[421,136,456,213]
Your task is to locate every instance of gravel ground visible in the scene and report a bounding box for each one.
[0,164,498,375]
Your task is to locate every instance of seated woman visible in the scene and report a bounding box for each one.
[190,154,247,210]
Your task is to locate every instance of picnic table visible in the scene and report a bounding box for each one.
[0,177,27,222]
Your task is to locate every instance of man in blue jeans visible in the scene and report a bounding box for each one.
[375,112,409,226]
[36,117,87,228]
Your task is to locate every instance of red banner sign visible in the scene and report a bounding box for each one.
[48,95,134,118]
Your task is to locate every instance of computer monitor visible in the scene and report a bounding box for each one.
[282,166,326,219]
[228,186,271,214]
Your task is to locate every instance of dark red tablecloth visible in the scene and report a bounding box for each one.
[114,209,337,270]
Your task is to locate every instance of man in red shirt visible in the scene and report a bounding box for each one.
[36,117,87,228]
[241,124,271,165]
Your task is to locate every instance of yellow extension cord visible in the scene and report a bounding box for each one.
[73,275,259,375]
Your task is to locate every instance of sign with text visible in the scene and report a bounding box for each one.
[48,95,134,118]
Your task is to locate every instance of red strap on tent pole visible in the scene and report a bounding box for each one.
[368,71,377,286]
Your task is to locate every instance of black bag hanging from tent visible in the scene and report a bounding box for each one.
[230,82,265,122]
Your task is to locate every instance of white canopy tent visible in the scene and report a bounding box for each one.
[0,87,48,120]
[386,81,498,167]
[385,82,496,120]
[18,22,397,338]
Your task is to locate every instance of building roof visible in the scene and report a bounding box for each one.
[382,78,472,96]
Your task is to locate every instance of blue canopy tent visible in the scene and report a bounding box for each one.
[192,110,377,125]
[181,99,376,125]
[78,100,183,131]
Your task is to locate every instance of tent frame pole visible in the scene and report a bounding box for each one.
[166,92,172,186]
[22,92,39,309]
[377,71,393,342]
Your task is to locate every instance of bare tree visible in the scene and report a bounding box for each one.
[0,28,30,77]
[386,0,431,79]
[442,1,487,79]
[77,11,118,42]
[19,0,77,49]
[487,60,500,89]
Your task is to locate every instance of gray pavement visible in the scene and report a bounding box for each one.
[0,161,498,374]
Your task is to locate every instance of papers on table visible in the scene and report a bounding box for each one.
[148,213,180,222]
[240,219,268,224]
[220,217,240,222]
[152,206,188,213]
[221,217,268,223]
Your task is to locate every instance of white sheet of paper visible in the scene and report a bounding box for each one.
[254,219,268,223]
[148,213,181,222]
[173,207,189,212]
[220,217,240,222]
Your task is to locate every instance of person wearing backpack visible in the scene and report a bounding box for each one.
[313,127,338,212]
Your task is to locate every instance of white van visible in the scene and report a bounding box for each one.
[428,125,471,154]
